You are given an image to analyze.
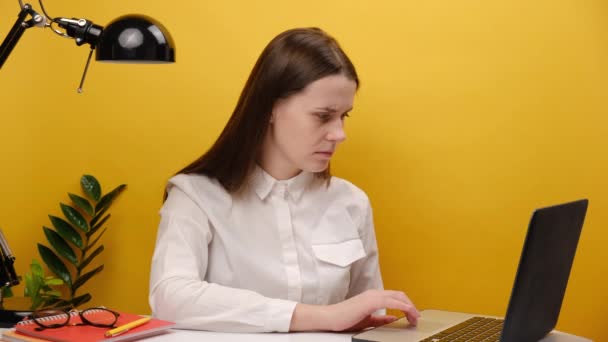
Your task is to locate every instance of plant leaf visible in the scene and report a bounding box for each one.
[60,203,89,232]
[43,227,78,266]
[95,184,127,213]
[49,299,72,309]
[70,293,92,308]
[68,193,94,216]
[32,297,43,311]
[81,175,101,202]
[78,245,104,272]
[49,216,83,249]
[84,228,106,253]
[43,290,62,297]
[31,259,44,278]
[25,269,40,299]
[43,298,62,306]
[92,215,109,231]
[90,206,109,228]
[87,215,109,238]
[38,244,72,287]
[72,265,103,293]
[2,287,13,298]
[24,277,31,297]
[44,278,64,286]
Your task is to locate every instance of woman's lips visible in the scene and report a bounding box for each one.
[315,151,334,158]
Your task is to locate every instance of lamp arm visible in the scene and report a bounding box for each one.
[0,3,44,69]
[0,5,30,69]
[0,230,19,289]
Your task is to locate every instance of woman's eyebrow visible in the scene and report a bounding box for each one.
[314,106,353,113]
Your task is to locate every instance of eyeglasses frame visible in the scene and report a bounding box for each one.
[29,306,120,331]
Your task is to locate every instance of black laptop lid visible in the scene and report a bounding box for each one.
[500,199,588,342]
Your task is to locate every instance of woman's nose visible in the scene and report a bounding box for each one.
[326,119,346,142]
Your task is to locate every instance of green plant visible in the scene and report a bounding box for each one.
[1,282,14,299]
[38,175,126,308]
[23,259,63,310]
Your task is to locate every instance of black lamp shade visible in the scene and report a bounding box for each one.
[95,14,175,63]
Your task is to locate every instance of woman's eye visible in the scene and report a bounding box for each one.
[316,113,331,121]
[341,112,350,120]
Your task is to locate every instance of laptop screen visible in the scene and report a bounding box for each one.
[500,199,588,342]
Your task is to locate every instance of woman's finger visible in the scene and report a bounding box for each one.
[385,290,415,307]
[384,298,416,314]
[368,315,399,327]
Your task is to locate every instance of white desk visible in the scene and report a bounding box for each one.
[145,330,351,342]
[0,328,591,341]
[143,329,591,342]
[0,320,592,342]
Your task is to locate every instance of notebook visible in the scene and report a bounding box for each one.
[352,199,589,342]
[13,309,175,342]
[2,329,49,342]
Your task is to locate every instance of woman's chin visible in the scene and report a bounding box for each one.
[304,161,330,173]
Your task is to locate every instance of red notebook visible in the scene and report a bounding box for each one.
[2,329,49,342]
[14,309,175,342]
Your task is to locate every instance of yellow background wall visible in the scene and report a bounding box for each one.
[1,0,606,340]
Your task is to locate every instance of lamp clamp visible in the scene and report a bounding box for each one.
[18,4,46,29]
[56,18,102,47]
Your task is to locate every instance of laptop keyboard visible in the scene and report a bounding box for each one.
[419,316,504,342]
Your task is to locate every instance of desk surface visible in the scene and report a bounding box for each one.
[0,319,591,342]
[0,328,590,341]
[143,329,591,342]
[146,330,351,342]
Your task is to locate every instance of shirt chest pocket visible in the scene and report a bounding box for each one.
[311,208,366,303]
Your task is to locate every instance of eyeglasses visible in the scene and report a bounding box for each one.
[29,307,120,331]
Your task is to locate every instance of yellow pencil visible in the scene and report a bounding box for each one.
[104,317,152,337]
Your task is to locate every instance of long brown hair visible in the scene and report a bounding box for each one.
[173,27,359,195]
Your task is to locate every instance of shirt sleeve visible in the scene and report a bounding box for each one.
[148,187,297,332]
[347,199,384,298]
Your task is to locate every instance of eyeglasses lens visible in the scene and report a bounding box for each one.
[82,309,117,326]
[33,310,70,328]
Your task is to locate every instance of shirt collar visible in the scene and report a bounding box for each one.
[251,165,313,201]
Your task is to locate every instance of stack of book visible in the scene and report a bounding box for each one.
[2,309,175,342]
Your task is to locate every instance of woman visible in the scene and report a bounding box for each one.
[149,27,419,333]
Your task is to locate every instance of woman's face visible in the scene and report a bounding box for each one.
[260,74,357,180]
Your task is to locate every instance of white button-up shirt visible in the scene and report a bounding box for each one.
[149,166,383,332]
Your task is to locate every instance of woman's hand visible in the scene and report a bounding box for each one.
[326,289,420,331]
[290,289,419,332]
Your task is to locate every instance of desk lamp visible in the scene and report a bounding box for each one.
[0,229,28,327]
[0,230,19,297]
[0,0,175,326]
[0,0,176,92]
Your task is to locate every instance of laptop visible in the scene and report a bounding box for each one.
[352,199,589,342]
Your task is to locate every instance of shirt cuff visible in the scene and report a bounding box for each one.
[264,298,298,332]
